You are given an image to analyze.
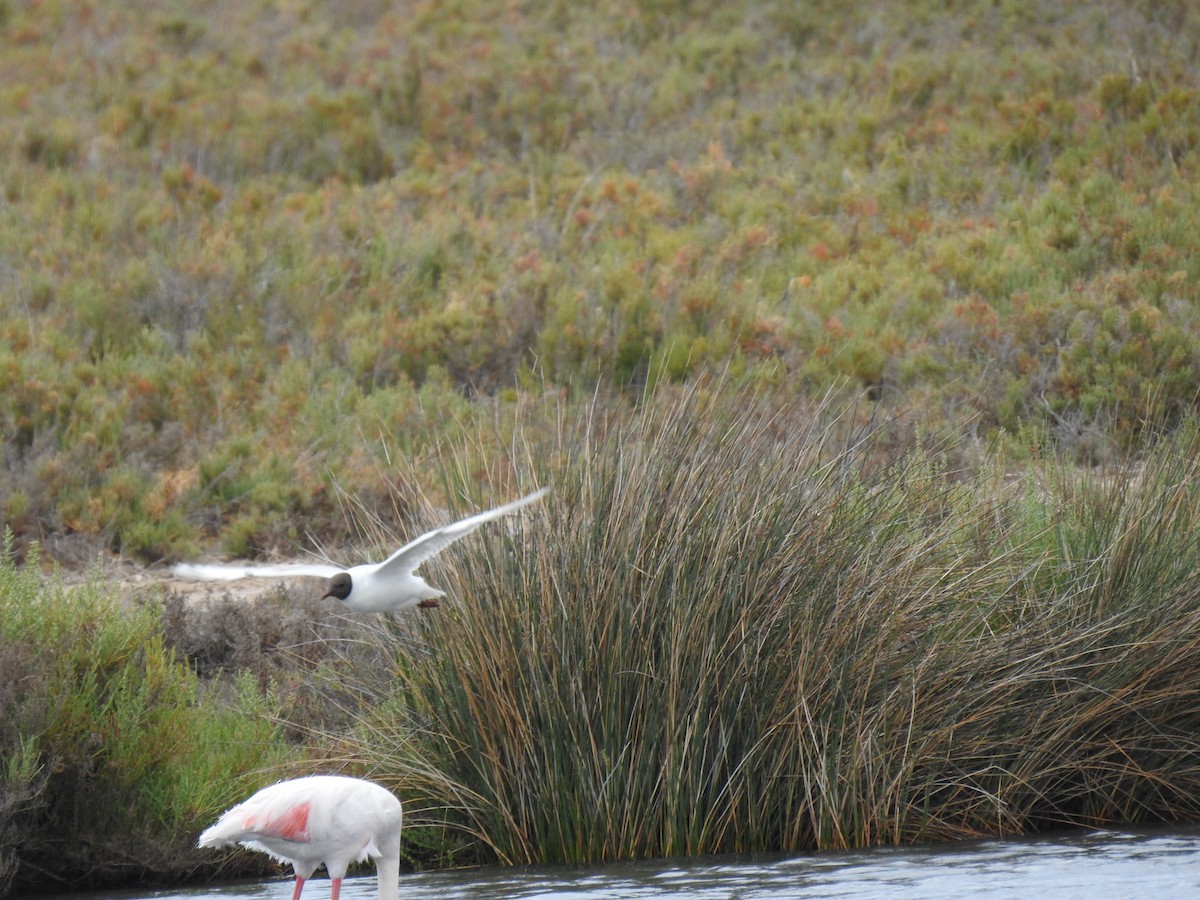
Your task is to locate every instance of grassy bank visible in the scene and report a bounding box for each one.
[0,536,303,894]
[331,386,1200,864]
[4,386,1200,890]
[1,0,1199,561]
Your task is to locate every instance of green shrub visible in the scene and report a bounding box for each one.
[21,120,80,169]
[0,534,295,893]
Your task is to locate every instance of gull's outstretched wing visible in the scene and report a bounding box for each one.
[171,562,342,581]
[374,486,550,579]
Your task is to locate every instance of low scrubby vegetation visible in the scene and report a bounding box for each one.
[1,0,1200,561]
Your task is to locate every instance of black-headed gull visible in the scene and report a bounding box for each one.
[199,774,403,900]
[172,486,549,612]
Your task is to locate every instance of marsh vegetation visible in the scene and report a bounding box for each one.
[1,0,1199,561]
[3,0,1200,894]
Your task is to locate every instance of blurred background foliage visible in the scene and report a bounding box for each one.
[1,0,1199,561]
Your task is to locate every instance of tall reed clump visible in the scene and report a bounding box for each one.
[334,386,1200,866]
[0,533,294,894]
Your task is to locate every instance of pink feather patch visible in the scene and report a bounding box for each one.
[246,801,311,841]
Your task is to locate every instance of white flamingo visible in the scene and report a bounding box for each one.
[199,774,403,900]
[173,486,549,612]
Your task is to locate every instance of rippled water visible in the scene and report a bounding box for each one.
[47,826,1200,900]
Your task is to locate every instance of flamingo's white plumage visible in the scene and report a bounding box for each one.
[199,774,402,900]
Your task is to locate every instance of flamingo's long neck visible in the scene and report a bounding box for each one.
[377,853,401,900]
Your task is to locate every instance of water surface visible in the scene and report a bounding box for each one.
[47,826,1200,900]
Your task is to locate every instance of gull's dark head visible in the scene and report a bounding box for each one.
[321,572,352,602]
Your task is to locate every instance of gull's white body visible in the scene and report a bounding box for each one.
[199,774,402,900]
[173,486,549,612]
